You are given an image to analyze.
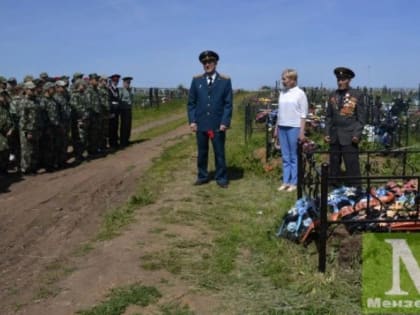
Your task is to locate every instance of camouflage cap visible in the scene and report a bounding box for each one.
[100,75,109,81]
[56,80,66,87]
[23,81,36,89]
[72,72,84,80]
[88,73,99,80]
[23,75,34,83]
[39,72,49,79]
[33,78,43,87]
[43,82,55,91]
[0,76,7,84]
[61,75,70,81]
[74,78,87,88]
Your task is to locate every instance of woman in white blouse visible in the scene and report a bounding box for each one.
[275,69,308,192]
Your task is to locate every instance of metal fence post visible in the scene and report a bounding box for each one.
[297,141,303,199]
[318,163,329,273]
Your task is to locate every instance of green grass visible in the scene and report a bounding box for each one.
[73,242,95,257]
[131,98,187,129]
[97,187,154,241]
[76,283,162,315]
[132,117,187,141]
[124,91,364,314]
[81,91,366,314]
[160,302,195,315]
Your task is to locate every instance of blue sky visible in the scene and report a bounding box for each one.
[1,0,419,89]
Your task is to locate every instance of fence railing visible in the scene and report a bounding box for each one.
[296,145,420,272]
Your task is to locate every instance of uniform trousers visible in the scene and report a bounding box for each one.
[329,142,361,187]
[196,130,227,185]
[119,107,132,147]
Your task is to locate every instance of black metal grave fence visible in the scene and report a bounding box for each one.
[296,145,420,272]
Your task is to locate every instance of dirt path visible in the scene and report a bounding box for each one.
[0,116,190,315]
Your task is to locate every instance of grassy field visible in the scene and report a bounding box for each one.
[79,91,364,315]
[131,98,187,129]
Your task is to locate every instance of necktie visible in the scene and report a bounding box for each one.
[208,76,213,86]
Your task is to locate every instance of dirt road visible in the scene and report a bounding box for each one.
[0,115,190,314]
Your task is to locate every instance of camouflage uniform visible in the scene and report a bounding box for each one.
[39,87,62,170]
[54,85,72,167]
[69,73,84,160]
[0,97,13,173]
[85,82,102,155]
[19,85,43,174]
[8,91,23,167]
[98,78,110,150]
[69,81,89,159]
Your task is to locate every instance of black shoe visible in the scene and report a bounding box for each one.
[194,179,209,186]
[217,182,228,188]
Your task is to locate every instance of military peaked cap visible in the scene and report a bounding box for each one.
[199,50,219,63]
[122,76,133,81]
[334,67,355,80]
[109,74,121,79]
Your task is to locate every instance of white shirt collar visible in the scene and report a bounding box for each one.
[207,73,216,83]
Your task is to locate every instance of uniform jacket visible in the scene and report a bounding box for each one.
[325,88,366,146]
[0,105,13,151]
[119,87,133,109]
[187,72,233,132]
[85,86,102,115]
[108,85,120,112]
[19,97,43,133]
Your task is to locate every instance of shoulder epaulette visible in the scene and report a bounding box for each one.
[193,73,204,79]
[218,73,230,80]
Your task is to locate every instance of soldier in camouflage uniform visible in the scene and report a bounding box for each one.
[39,72,49,85]
[54,80,72,167]
[19,82,43,174]
[98,75,110,151]
[39,82,62,170]
[69,73,84,161]
[85,73,102,156]
[69,79,88,161]
[0,76,11,106]
[0,90,14,174]
[8,82,23,168]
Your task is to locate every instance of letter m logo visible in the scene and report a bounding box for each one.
[385,239,420,295]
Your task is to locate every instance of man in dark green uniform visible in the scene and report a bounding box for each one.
[324,67,366,187]
[119,76,134,147]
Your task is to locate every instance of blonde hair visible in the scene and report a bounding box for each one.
[281,69,298,82]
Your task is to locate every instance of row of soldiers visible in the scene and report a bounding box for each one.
[0,72,134,175]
